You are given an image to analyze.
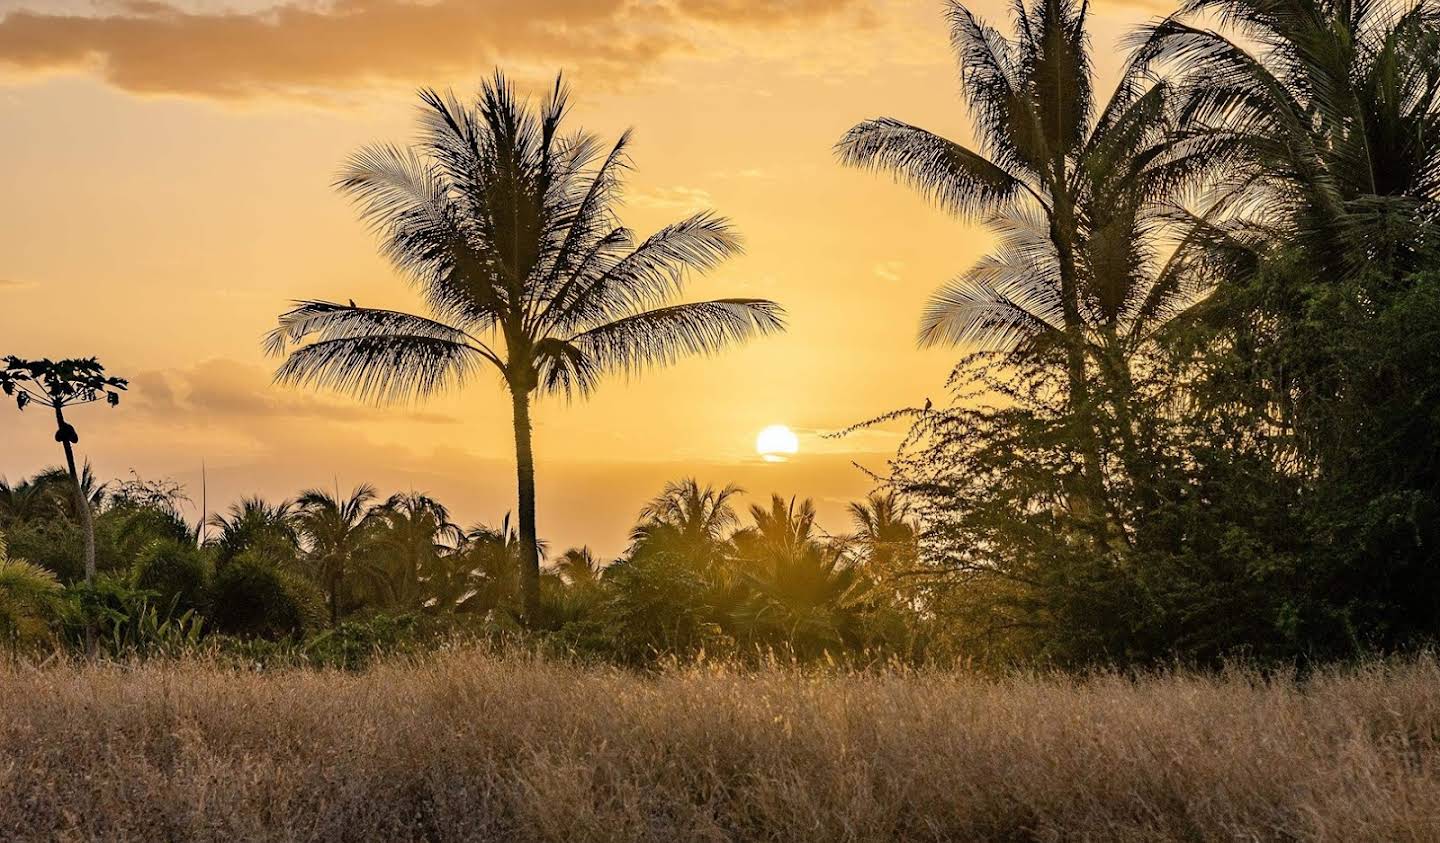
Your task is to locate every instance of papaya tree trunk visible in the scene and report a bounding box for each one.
[510,388,540,624]
[55,405,96,656]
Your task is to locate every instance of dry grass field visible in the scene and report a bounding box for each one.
[2,651,1439,841]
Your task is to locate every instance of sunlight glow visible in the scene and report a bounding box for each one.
[756,424,800,462]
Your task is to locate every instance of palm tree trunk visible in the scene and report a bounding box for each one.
[330,571,340,627]
[510,388,541,624]
[55,405,96,656]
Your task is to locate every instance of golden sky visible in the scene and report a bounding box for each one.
[0,0,1163,556]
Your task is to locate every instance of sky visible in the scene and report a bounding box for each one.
[0,0,1165,556]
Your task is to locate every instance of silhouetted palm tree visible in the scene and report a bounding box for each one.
[551,546,603,586]
[837,0,1204,513]
[375,492,462,607]
[267,73,785,621]
[0,475,61,526]
[629,478,743,570]
[731,495,869,655]
[848,491,917,570]
[294,484,383,626]
[448,514,543,617]
[1134,0,1440,279]
[205,496,299,567]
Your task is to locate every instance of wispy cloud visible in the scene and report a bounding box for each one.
[129,359,460,426]
[628,185,716,214]
[873,261,905,282]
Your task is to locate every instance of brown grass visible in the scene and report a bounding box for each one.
[2,651,1439,841]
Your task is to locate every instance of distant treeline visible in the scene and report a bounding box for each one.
[0,471,925,665]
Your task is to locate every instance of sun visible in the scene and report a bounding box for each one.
[756,424,800,462]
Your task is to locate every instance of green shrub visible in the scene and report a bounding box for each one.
[133,540,210,615]
[208,553,325,640]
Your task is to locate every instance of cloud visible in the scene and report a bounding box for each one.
[0,0,869,100]
[627,184,715,213]
[873,261,904,282]
[0,278,36,290]
[128,358,460,426]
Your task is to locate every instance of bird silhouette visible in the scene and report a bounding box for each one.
[923,397,933,412]
[348,298,357,308]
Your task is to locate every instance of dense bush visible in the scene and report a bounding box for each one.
[132,540,210,615]
[207,553,324,640]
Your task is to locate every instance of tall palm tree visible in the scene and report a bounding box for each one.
[293,484,383,626]
[375,492,462,607]
[837,0,1205,515]
[267,73,785,621]
[1133,0,1440,279]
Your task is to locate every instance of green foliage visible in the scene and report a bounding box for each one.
[208,553,325,640]
[0,532,62,650]
[133,540,211,616]
[61,575,206,658]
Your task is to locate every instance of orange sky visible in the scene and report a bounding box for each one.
[0,0,1164,556]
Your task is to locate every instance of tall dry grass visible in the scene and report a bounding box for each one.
[1,651,1438,841]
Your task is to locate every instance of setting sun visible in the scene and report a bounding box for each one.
[756,424,800,462]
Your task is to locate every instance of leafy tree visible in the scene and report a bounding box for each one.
[266,72,785,621]
[0,358,125,590]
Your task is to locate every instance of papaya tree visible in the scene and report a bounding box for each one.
[0,357,127,586]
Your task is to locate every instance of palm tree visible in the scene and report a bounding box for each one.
[375,492,462,607]
[446,515,541,617]
[1133,0,1440,280]
[628,478,743,569]
[205,496,299,567]
[293,484,384,626]
[837,0,1205,517]
[551,546,603,586]
[848,491,917,570]
[730,495,869,655]
[266,73,785,622]
[0,475,60,526]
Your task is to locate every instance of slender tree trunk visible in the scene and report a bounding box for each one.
[510,388,541,624]
[55,405,97,657]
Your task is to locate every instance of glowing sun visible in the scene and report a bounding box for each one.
[756,424,800,462]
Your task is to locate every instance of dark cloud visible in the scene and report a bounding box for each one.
[0,0,866,100]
